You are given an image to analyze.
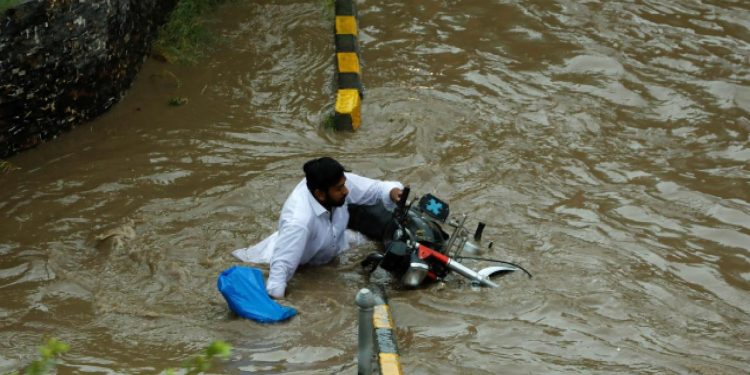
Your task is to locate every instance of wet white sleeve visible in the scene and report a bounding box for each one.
[345,173,403,210]
[266,222,309,298]
[231,231,277,264]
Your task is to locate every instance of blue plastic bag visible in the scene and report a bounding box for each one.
[217,266,297,323]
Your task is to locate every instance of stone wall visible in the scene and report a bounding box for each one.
[0,0,177,158]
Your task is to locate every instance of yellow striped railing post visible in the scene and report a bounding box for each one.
[333,0,363,130]
[355,287,404,374]
[372,292,404,375]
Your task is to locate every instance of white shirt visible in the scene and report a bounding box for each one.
[232,172,402,298]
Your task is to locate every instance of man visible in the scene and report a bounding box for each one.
[233,157,403,299]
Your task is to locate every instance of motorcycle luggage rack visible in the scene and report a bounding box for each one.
[444,214,467,258]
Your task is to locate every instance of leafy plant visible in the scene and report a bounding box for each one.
[166,341,232,375]
[1,160,19,173]
[323,113,336,130]
[321,0,335,20]
[7,338,70,375]
[0,0,22,13]
[168,97,189,106]
[6,339,231,375]
[152,0,228,64]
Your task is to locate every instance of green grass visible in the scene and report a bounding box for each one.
[0,0,22,12]
[5,338,69,375]
[1,160,18,173]
[168,96,189,106]
[322,113,336,130]
[166,340,232,375]
[152,0,227,64]
[9,339,231,375]
[153,0,333,64]
[321,0,335,20]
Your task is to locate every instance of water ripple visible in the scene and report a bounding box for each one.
[1,0,749,372]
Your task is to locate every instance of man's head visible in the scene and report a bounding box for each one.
[303,157,349,208]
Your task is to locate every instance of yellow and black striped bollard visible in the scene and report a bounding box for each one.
[333,0,363,130]
[373,295,403,375]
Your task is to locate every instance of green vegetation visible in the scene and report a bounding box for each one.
[168,97,189,106]
[5,338,69,375]
[153,0,334,63]
[168,340,232,375]
[321,0,335,20]
[152,0,227,64]
[0,0,22,13]
[1,160,18,173]
[323,113,336,130]
[23,339,69,375]
[7,339,232,375]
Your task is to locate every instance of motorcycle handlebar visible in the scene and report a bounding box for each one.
[397,185,410,210]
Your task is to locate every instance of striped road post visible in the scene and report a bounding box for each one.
[333,0,363,130]
[372,292,403,375]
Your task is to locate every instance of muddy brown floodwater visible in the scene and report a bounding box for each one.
[1,0,749,373]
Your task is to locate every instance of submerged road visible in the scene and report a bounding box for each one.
[1,0,749,373]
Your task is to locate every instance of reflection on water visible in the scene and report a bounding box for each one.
[1,0,749,373]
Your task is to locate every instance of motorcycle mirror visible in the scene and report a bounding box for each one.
[473,222,485,242]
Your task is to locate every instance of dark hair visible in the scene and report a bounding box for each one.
[303,157,347,193]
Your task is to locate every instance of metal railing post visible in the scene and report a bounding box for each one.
[356,288,375,375]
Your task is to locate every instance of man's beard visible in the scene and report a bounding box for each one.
[323,193,346,208]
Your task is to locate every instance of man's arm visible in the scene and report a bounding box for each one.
[266,222,309,299]
[345,172,403,209]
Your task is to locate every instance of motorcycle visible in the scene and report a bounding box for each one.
[359,186,530,288]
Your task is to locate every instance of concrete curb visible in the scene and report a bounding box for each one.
[373,293,404,375]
